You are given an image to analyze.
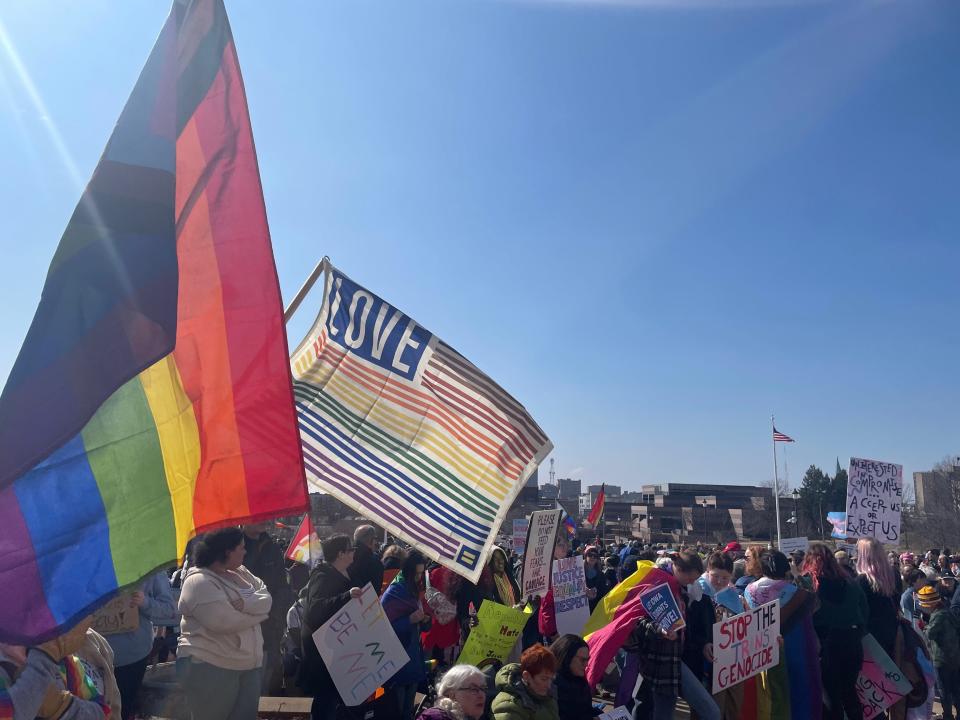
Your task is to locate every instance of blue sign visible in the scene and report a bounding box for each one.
[639,582,685,633]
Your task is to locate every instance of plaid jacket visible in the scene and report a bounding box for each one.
[628,617,682,696]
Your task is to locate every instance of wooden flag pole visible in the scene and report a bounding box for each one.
[283,256,329,324]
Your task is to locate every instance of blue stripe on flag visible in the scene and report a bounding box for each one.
[298,404,489,546]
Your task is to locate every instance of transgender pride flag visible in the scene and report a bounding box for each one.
[291,262,552,582]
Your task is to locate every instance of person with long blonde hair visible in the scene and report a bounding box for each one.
[855,537,902,658]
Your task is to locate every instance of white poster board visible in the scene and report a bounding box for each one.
[521,509,562,598]
[598,708,631,720]
[513,518,529,555]
[778,537,809,554]
[845,457,902,545]
[551,555,590,637]
[712,600,780,692]
[312,583,409,706]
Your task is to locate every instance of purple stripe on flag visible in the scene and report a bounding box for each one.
[0,487,56,643]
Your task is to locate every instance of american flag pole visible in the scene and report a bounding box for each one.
[772,414,782,548]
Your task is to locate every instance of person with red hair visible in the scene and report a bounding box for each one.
[801,542,868,720]
[491,644,560,720]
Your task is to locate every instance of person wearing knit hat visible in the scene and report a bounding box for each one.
[921,583,960,720]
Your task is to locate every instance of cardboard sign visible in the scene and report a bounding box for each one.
[857,633,913,720]
[512,518,529,555]
[638,583,685,633]
[520,510,562,598]
[91,594,139,636]
[457,600,528,667]
[845,457,902,544]
[598,707,631,720]
[552,556,590,637]
[313,583,409,706]
[778,537,809,554]
[712,600,780,691]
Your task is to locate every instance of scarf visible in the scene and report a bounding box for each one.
[494,572,516,607]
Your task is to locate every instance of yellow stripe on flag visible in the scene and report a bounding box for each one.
[140,355,202,556]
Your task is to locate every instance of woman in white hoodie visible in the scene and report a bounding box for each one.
[177,527,272,720]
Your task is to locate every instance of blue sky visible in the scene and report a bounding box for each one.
[1,0,957,494]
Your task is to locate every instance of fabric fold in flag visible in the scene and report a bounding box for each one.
[586,484,605,526]
[583,562,679,689]
[0,0,307,644]
[773,427,794,442]
[291,262,552,583]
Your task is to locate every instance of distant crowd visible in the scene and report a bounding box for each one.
[2,524,960,720]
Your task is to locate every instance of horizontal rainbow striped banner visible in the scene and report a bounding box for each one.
[291,262,552,583]
[0,0,306,643]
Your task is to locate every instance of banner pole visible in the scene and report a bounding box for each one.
[283,256,329,324]
[772,415,782,548]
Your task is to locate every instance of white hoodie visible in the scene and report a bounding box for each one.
[178,566,272,671]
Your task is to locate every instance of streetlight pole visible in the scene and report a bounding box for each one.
[792,489,800,536]
[702,500,709,544]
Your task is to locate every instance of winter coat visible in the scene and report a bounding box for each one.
[381,580,427,686]
[177,566,271,671]
[298,563,354,696]
[348,543,385,597]
[243,532,291,649]
[491,664,559,720]
[555,672,599,720]
[925,608,960,669]
[417,707,460,720]
[811,576,868,642]
[856,574,901,658]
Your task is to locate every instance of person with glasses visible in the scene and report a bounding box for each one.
[582,547,608,613]
[415,664,489,720]
[492,644,560,720]
[548,634,600,720]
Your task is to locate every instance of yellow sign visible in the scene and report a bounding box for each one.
[458,601,527,667]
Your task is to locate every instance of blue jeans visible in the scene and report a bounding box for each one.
[680,663,721,720]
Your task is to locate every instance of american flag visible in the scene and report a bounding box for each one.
[773,427,795,443]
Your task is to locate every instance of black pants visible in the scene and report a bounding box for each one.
[114,655,150,720]
[820,628,864,720]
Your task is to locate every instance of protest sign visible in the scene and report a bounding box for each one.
[598,708,631,720]
[91,594,139,636]
[638,583,685,633]
[712,600,780,692]
[837,541,858,555]
[714,587,745,615]
[458,601,528,667]
[778,537,809,554]
[313,583,409,706]
[552,556,590,636]
[513,518,529,555]
[857,633,912,720]
[521,509,562,598]
[827,511,847,538]
[845,457,902,544]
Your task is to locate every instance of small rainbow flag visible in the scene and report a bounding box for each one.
[0,0,306,643]
[285,515,321,567]
[586,484,605,527]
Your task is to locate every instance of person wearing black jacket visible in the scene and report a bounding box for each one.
[549,634,600,720]
[243,522,292,695]
[298,535,362,720]
[348,524,385,595]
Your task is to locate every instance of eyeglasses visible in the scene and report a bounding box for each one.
[456,686,486,695]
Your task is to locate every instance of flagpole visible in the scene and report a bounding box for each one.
[283,256,330,324]
[772,414,782,548]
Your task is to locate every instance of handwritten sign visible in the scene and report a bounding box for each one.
[638,583,685,633]
[552,556,590,637]
[845,457,902,544]
[712,600,780,692]
[778,537,809,554]
[513,518,529,555]
[457,601,528,667]
[598,707,631,720]
[91,594,139,636]
[312,583,409,706]
[521,510,561,598]
[857,633,912,720]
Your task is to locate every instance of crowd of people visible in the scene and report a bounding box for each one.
[2,523,960,720]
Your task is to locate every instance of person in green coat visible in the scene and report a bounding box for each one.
[491,644,560,720]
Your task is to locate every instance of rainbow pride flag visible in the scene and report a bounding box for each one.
[0,0,307,644]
